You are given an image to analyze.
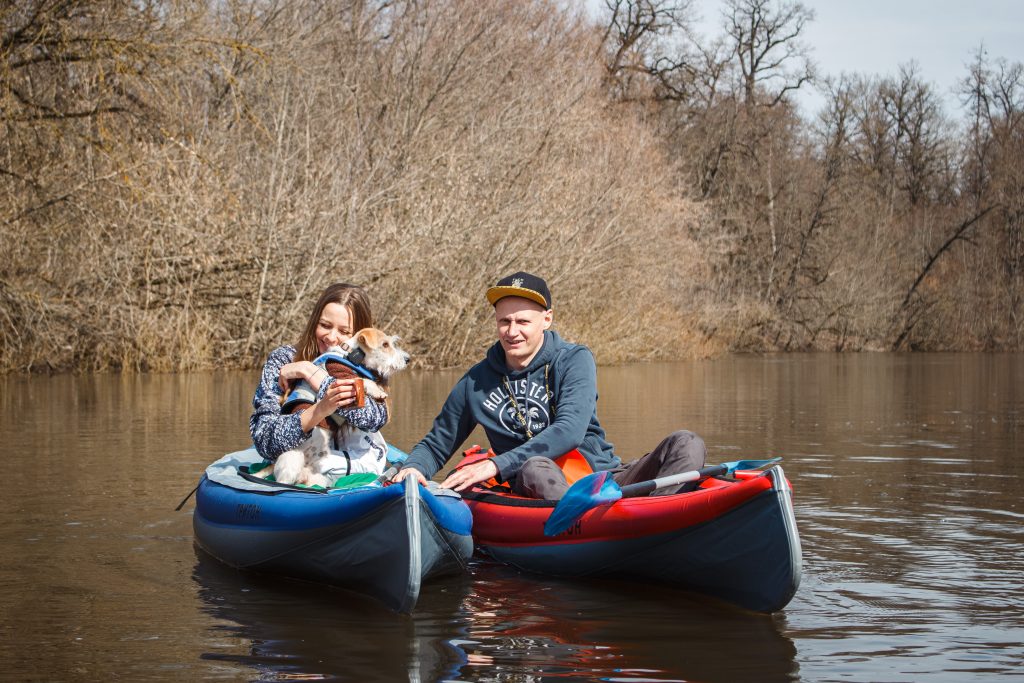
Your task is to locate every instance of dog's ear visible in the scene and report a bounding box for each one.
[354,328,382,349]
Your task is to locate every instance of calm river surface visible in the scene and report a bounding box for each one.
[1,354,1021,682]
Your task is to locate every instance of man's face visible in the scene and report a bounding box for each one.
[494,297,553,371]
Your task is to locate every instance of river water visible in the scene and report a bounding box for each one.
[0,353,1021,682]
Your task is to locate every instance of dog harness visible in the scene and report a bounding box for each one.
[315,350,377,380]
[281,351,377,414]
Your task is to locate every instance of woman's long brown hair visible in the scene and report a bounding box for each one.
[294,283,374,362]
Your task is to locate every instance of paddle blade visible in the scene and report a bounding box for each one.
[544,471,622,537]
[723,457,782,474]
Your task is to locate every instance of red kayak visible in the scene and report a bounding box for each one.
[459,449,801,613]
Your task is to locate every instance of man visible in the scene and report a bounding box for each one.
[393,271,707,498]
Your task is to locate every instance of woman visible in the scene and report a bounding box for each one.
[249,283,389,467]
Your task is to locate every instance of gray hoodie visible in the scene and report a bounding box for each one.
[404,330,620,482]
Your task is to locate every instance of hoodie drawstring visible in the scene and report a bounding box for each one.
[503,364,555,439]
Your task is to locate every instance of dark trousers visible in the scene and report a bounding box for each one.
[511,430,708,500]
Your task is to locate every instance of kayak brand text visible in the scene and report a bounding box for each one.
[236,503,261,521]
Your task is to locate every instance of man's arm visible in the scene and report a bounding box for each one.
[398,375,477,481]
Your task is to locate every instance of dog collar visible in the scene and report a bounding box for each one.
[340,341,366,367]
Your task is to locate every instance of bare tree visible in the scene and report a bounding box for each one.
[722,0,814,110]
[958,48,1024,347]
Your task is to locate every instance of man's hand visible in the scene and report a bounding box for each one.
[392,467,428,487]
[440,459,498,492]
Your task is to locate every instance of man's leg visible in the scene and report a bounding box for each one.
[612,430,707,495]
[510,456,570,500]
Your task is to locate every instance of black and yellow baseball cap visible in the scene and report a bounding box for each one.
[485,271,552,309]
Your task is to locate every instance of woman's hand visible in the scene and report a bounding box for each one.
[300,378,362,431]
[440,459,498,492]
[277,361,320,391]
[392,467,428,487]
[318,378,361,412]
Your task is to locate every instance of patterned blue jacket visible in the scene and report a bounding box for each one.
[249,345,388,459]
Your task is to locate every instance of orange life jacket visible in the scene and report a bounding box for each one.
[458,444,594,488]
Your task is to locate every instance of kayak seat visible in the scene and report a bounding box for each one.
[459,445,594,489]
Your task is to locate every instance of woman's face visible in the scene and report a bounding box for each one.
[315,303,354,354]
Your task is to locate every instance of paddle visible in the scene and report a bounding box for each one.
[543,457,782,537]
[375,466,399,486]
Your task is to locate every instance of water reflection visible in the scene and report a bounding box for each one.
[192,548,799,683]
[193,547,469,682]
[457,561,798,683]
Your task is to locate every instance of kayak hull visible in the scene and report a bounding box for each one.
[463,466,800,613]
[192,454,473,613]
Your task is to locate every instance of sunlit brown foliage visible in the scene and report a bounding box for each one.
[4,0,1022,375]
[1,0,700,372]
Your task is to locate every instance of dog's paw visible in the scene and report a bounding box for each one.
[249,465,273,479]
[305,473,332,488]
[364,379,389,401]
[273,449,306,485]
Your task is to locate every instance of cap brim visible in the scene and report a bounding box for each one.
[486,286,549,309]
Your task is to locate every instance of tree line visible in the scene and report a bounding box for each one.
[600,0,1022,351]
[1,0,1021,373]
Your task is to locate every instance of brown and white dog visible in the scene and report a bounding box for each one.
[332,327,410,407]
[254,328,409,487]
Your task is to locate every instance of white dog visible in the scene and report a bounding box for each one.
[255,328,409,487]
[268,423,336,488]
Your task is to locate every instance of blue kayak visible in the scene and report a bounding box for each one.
[192,449,473,613]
